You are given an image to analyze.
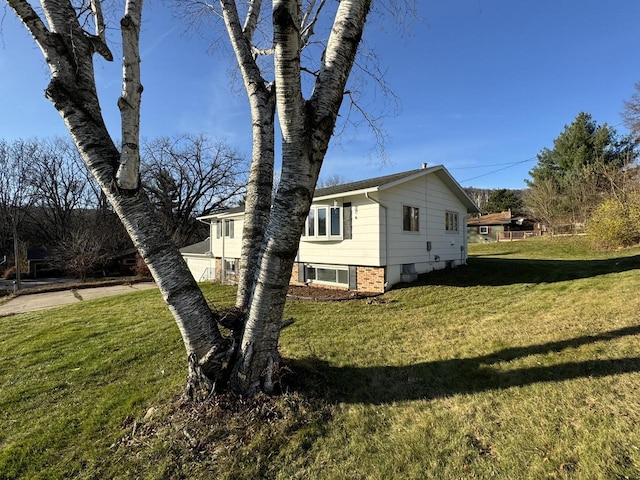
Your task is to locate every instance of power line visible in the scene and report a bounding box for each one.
[451,120,630,185]
[457,156,537,183]
[451,158,537,170]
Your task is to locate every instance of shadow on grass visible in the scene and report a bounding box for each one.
[393,254,640,288]
[285,324,640,405]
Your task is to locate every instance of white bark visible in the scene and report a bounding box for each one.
[117,0,143,190]
[230,0,373,394]
[7,0,230,395]
[220,0,276,311]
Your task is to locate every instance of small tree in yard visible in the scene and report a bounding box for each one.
[586,190,640,250]
[7,0,390,397]
[51,228,107,282]
[525,112,635,230]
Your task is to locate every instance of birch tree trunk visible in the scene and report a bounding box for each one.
[230,0,373,394]
[7,0,230,397]
[9,0,375,399]
[219,0,276,311]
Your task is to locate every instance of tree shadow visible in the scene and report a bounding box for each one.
[394,254,640,288]
[284,324,640,405]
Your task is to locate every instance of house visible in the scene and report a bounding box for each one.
[181,165,480,293]
[467,210,538,242]
[179,237,217,282]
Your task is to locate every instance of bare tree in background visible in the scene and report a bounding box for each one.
[26,138,95,246]
[317,173,350,188]
[0,140,38,284]
[623,81,640,137]
[141,134,247,247]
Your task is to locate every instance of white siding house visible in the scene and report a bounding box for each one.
[181,165,479,293]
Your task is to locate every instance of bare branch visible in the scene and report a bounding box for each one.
[88,0,113,60]
[116,0,144,190]
[300,0,326,48]
[242,0,262,43]
[5,0,51,49]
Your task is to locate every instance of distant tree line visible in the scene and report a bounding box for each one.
[464,187,525,215]
[0,135,246,282]
[467,107,640,249]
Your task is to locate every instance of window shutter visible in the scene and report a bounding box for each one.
[216,220,221,239]
[348,265,357,290]
[229,220,234,238]
[298,263,305,282]
[488,227,491,234]
[343,202,352,239]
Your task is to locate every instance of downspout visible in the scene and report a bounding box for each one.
[365,192,388,288]
[221,220,226,283]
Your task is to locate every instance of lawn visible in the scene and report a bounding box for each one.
[1,236,640,479]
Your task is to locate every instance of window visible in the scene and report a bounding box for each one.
[304,206,342,240]
[224,259,237,274]
[479,226,489,235]
[305,265,348,286]
[403,205,419,232]
[445,211,459,232]
[224,219,234,238]
[318,207,327,236]
[330,207,341,236]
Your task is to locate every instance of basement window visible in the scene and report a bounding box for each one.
[224,259,237,274]
[305,265,348,286]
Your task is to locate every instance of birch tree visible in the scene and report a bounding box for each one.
[212,0,377,394]
[5,0,230,397]
[6,0,388,397]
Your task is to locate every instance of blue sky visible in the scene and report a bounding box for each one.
[1,1,639,189]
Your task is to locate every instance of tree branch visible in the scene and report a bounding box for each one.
[310,0,372,123]
[300,0,327,48]
[5,0,51,50]
[116,0,144,190]
[88,0,114,60]
[241,0,262,43]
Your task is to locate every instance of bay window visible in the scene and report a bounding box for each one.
[303,205,343,240]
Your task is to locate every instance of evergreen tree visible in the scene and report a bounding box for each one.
[483,189,523,214]
[525,112,635,230]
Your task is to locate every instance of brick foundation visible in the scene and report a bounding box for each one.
[289,263,386,293]
[290,263,303,286]
[356,266,385,293]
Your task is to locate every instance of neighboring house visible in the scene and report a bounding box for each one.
[467,210,538,243]
[179,237,216,282]
[181,165,480,293]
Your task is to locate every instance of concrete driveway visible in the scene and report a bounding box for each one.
[0,282,157,317]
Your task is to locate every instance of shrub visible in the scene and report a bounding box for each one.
[586,191,640,249]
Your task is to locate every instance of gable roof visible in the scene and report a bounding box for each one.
[179,237,211,255]
[313,165,479,213]
[313,168,426,198]
[199,165,479,220]
[467,211,513,226]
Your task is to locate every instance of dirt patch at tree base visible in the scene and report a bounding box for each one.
[287,285,378,301]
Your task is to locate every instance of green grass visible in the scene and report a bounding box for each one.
[2,236,640,479]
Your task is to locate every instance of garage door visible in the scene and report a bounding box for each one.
[184,257,215,282]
